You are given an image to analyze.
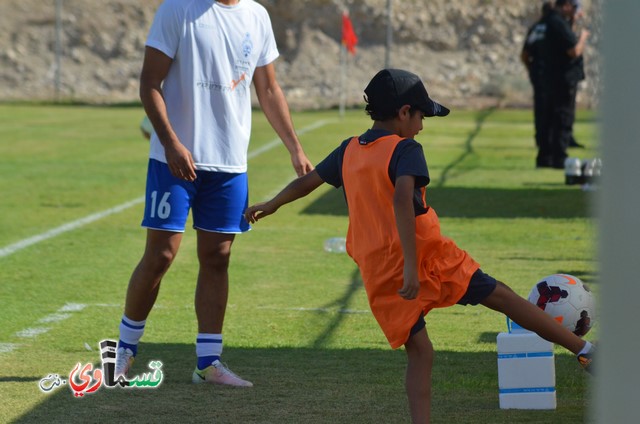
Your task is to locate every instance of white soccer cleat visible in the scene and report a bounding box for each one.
[192,360,253,387]
[115,347,135,378]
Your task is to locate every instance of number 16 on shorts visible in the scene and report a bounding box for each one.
[141,159,192,232]
[150,191,171,219]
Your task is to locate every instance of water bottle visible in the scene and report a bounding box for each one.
[324,237,346,253]
[589,157,602,183]
[581,157,602,191]
[564,157,582,185]
[582,158,594,184]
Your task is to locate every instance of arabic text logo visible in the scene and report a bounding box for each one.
[38,339,164,397]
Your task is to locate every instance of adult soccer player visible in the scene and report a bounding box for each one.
[115,0,313,387]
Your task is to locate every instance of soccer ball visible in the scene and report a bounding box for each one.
[140,116,153,140]
[527,274,595,337]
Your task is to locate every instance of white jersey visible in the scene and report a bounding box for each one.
[146,0,279,172]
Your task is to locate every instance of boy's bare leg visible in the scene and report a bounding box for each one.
[404,328,434,424]
[481,281,586,354]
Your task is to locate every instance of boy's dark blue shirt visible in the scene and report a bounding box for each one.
[315,129,430,216]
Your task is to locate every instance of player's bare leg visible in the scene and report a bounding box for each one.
[195,230,235,333]
[404,328,434,424]
[481,281,586,354]
[117,229,182,377]
[124,229,183,320]
[190,230,252,387]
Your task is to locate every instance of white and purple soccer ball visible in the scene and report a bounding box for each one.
[527,273,596,337]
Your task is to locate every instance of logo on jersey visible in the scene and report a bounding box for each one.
[242,33,253,58]
[526,23,547,45]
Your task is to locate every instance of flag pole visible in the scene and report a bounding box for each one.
[339,43,346,118]
[339,9,357,118]
[55,0,63,102]
[385,0,393,68]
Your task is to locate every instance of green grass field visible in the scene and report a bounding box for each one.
[0,104,598,423]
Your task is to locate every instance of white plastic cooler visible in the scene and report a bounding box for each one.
[497,319,556,409]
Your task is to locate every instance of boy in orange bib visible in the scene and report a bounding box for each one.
[245,69,594,423]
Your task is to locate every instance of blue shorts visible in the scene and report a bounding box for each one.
[409,269,497,337]
[141,159,250,233]
[456,268,498,306]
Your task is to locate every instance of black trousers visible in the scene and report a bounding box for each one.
[535,79,576,168]
[532,78,547,148]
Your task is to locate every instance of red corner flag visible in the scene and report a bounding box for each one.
[342,12,358,55]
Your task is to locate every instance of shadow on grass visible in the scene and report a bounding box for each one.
[303,185,590,219]
[311,268,362,349]
[435,106,496,188]
[13,345,588,424]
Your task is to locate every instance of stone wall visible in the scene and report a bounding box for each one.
[0,0,601,109]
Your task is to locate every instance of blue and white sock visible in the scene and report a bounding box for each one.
[118,315,146,356]
[196,333,223,370]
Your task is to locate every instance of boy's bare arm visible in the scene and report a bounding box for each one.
[245,170,324,223]
[394,175,420,300]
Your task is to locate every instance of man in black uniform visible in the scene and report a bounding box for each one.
[566,1,587,149]
[536,0,589,169]
[521,2,552,148]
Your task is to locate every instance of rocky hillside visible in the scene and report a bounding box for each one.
[0,0,601,109]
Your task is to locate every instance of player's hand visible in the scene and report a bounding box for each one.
[164,142,197,181]
[244,202,278,224]
[291,152,314,177]
[398,269,420,300]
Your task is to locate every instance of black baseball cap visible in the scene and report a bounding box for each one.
[364,69,450,117]
[556,0,579,7]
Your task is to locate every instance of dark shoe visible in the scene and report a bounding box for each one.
[537,160,565,169]
[569,138,585,149]
[536,164,564,169]
[536,158,553,168]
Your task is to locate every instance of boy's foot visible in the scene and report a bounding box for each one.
[577,347,594,375]
[115,347,135,378]
[192,360,253,387]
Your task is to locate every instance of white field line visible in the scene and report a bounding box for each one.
[247,119,333,160]
[4,303,89,353]
[0,343,18,353]
[38,313,72,323]
[0,119,334,259]
[58,303,87,312]
[0,197,144,259]
[15,328,50,338]
[257,306,369,314]
[0,301,359,355]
